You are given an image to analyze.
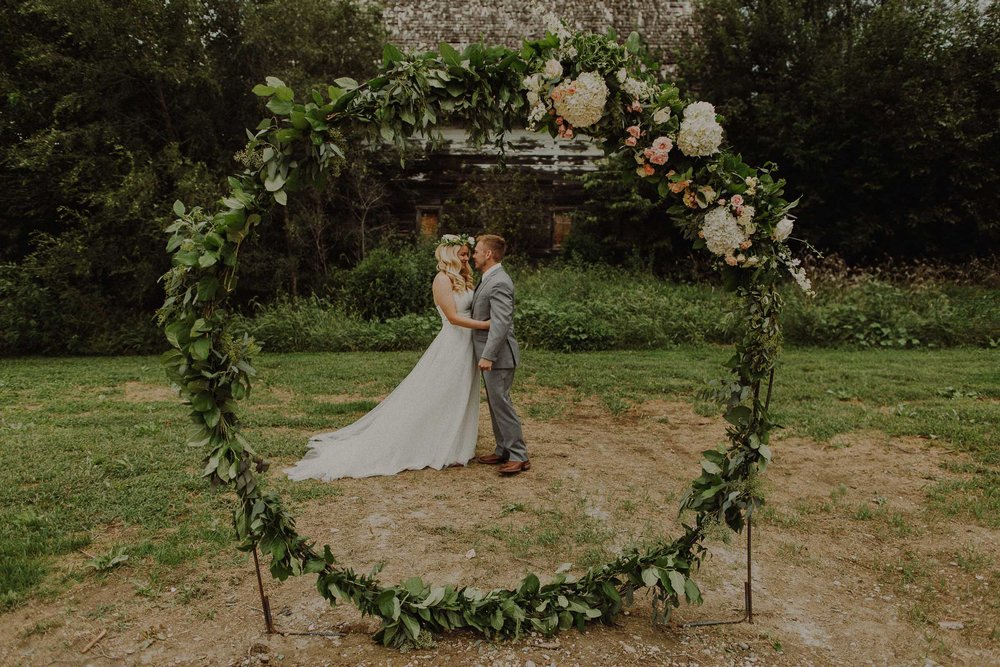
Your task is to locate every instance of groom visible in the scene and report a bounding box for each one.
[471,234,529,475]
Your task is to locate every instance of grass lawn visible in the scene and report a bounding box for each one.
[1,347,997,613]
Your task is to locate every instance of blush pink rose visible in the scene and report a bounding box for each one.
[624,136,637,147]
[643,163,655,176]
[652,136,673,152]
[730,194,744,208]
[627,125,641,138]
[649,151,668,166]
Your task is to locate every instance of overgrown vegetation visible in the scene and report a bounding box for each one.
[232,255,1000,353]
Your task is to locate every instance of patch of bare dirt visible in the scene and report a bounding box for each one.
[2,396,998,666]
[122,381,178,404]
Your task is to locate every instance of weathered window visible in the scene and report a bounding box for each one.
[416,206,441,238]
[551,211,572,249]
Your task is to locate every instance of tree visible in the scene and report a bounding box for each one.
[0,0,385,353]
[675,0,1000,261]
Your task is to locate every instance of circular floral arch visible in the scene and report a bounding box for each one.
[159,19,808,648]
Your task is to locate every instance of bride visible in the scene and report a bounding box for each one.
[285,235,488,481]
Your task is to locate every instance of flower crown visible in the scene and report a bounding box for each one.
[438,233,475,248]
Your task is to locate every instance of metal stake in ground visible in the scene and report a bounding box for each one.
[253,546,275,634]
[682,514,753,627]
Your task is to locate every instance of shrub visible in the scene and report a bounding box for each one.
[337,245,437,321]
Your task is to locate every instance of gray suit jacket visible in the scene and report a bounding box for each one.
[471,265,520,369]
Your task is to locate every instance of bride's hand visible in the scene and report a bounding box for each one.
[480,319,491,330]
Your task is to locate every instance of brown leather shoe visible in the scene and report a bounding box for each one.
[497,460,531,475]
[477,453,508,465]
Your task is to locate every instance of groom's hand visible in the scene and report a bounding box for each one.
[478,358,493,371]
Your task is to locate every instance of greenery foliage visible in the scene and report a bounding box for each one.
[675,0,1000,261]
[152,17,812,646]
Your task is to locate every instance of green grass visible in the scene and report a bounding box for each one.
[1,346,997,611]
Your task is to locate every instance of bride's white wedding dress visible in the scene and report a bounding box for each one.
[284,289,479,481]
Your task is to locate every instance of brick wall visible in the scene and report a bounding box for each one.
[381,1,693,58]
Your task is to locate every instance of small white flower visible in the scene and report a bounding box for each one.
[526,101,548,128]
[558,45,578,59]
[773,217,794,242]
[737,205,755,229]
[652,106,671,124]
[616,68,628,84]
[543,59,563,81]
[622,77,652,101]
[543,13,573,41]
[789,265,812,293]
[527,89,540,106]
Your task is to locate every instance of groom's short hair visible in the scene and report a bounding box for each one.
[479,234,506,261]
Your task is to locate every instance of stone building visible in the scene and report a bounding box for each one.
[377,2,694,249]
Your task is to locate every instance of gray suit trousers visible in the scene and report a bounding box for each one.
[482,368,527,462]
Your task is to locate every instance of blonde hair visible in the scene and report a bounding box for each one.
[477,234,506,261]
[434,243,474,292]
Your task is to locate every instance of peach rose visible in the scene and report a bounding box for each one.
[649,151,668,166]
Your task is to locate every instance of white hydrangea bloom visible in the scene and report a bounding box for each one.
[552,72,609,128]
[773,217,794,242]
[702,206,748,257]
[684,101,717,122]
[677,102,724,156]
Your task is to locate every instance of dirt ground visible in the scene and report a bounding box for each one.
[2,389,998,666]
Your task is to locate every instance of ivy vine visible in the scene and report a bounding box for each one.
[158,20,805,648]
